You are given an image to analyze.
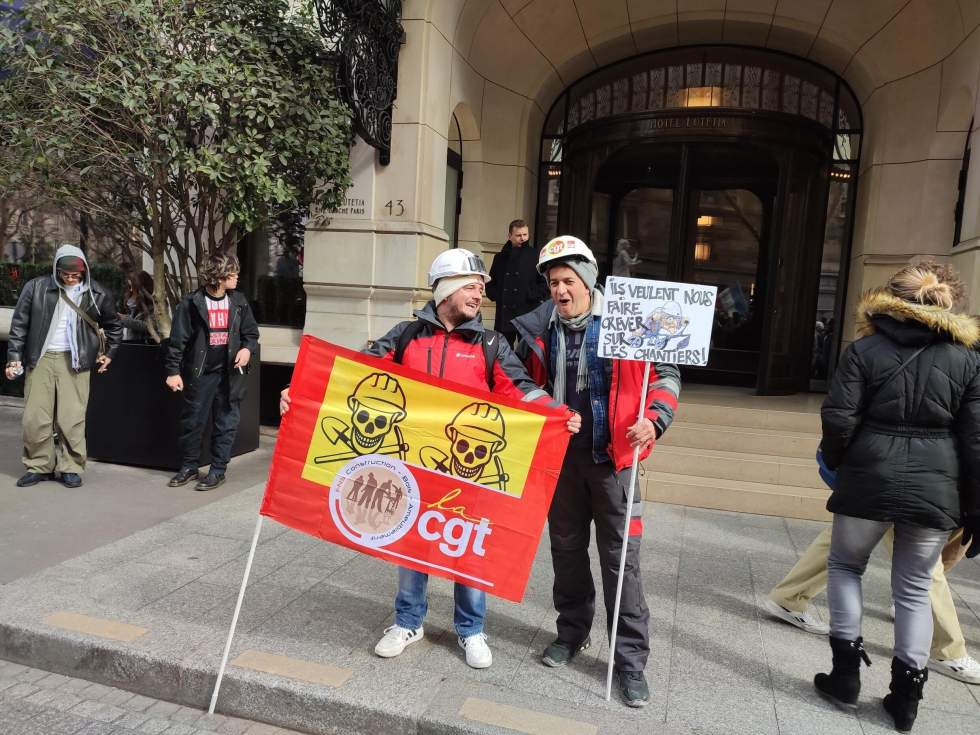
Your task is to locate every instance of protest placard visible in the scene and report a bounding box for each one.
[598,276,718,365]
[596,274,717,701]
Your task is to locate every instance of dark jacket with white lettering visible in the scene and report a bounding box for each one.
[821,289,980,529]
[512,298,681,472]
[365,301,550,404]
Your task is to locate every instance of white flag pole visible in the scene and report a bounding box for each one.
[209,514,264,714]
[604,360,651,701]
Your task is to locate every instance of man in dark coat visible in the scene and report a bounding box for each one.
[163,254,259,491]
[486,219,548,344]
[5,245,122,488]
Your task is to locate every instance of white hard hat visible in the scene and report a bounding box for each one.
[537,235,598,274]
[427,248,490,287]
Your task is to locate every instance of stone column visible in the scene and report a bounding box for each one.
[302,16,453,349]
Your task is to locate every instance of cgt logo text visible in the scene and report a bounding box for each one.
[329,456,492,559]
[418,488,492,558]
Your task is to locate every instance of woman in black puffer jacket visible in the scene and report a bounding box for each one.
[813,262,980,732]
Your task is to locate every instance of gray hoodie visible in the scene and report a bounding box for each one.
[40,244,95,369]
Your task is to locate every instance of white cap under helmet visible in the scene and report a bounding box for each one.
[537,235,598,274]
[427,248,491,287]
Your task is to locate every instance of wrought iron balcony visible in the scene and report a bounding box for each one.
[314,0,405,165]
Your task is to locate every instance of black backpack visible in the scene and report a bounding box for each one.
[392,319,502,391]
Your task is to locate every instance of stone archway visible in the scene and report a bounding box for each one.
[304,1,978,360]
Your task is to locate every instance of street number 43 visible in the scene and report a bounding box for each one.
[384,199,405,216]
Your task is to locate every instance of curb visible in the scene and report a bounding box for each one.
[0,617,674,735]
[0,619,422,735]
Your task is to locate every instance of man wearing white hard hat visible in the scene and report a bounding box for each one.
[280,247,580,670]
[512,236,681,707]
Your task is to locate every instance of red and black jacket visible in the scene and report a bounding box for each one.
[365,302,551,405]
[512,300,681,471]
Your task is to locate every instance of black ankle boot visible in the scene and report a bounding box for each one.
[814,636,872,711]
[882,657,927,733]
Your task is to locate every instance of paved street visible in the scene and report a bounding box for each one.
[0,658,301,735]
[0,404,978,734]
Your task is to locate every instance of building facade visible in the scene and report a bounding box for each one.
[299,0,980,396]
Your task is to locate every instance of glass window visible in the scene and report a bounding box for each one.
[543,95,566,136]
[692,189,763,354]
[549,46,859,134]
[612,78,629,115]
[444,115,463,247]
[615,188,673,281]
[722,64,741,107]
[762,69,780,111]
[834,133,861,162]
[811,163,855,384]
[953,127,972,247]
[536,164,561,245]
[444,160,461,247]
[238,214,306,328]
[742,66,761,109]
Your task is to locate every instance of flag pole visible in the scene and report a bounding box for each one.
[605,360,651,701]
[209,514,264,714]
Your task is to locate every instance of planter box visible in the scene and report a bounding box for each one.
[86,342,260,471]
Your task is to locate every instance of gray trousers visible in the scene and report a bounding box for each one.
[549,451,649,671]
[827,514,947,669]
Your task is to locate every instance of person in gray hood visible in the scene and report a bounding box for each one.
[5,245,122,488]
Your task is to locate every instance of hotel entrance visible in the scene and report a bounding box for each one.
[536,47,862,394]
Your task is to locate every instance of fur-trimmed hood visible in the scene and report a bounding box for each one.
[856,288,980,347]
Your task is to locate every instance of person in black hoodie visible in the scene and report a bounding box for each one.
[486,219,548,344]
[813,262,980,732]
[163,254,259,491]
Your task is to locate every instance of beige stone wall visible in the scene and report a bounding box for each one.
[302,0,980,353]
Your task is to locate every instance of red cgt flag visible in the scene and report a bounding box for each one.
[262,336,570,602]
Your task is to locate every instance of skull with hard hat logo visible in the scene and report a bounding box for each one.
[419,402,510,491]
[348,373,406,452]
[316,372,409,465]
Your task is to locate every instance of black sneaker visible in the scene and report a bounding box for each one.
[541,636,591,667]
[16,471,52,487]
[168,468,199,487]
[195,471,225,491]
[60,472,83,488]
[617,670,650,708]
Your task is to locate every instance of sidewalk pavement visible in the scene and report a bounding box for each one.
[0,403,277,584]
[0,425,979,733]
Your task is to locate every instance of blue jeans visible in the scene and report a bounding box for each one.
[394,567,486,637]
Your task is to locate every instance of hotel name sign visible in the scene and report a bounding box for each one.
[640,115,731,131]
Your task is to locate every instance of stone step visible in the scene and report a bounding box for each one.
[677,400,821,434]
[659,421,820,459]
[644,445,826,489]
[642,471,831,522]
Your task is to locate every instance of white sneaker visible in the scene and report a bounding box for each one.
[928,655,980,684]
[374,625,423,658]
[763,598,830,635]
[458,632,492,669]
